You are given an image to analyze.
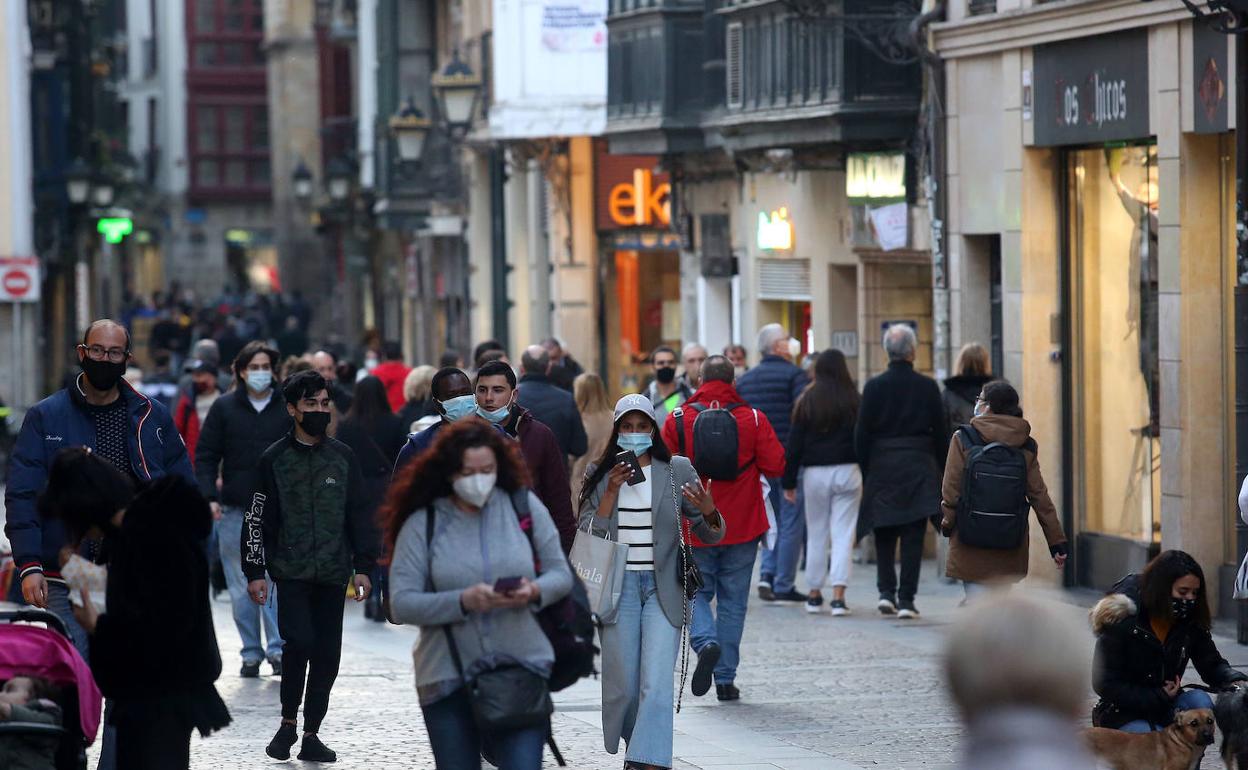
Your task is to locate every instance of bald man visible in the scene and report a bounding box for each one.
[312,350,352,414]
[516,343,588,459]
[4,319,194,655]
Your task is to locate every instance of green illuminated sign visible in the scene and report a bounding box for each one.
[97,217,134,244]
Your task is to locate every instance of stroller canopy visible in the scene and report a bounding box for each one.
[0,624,103,741]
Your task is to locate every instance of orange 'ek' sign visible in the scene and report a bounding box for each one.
[608,169,671,227]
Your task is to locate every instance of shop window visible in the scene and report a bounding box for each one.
[1067,145,1159,543]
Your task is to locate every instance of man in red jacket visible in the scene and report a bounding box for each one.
[370,341,412,412]
[474,359,577,553]
[662,355,785,702]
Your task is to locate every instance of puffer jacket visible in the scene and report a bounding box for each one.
[4,377,193,585]
[242,433,378,585]
[1091,574,1247,728]
[735,354,808,447]
[194,387,291,508]
[942,374,994,435]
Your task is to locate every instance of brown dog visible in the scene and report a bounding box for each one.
[1083,709,1216,770]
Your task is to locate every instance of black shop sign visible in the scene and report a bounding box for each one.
[1033,29,1150,146]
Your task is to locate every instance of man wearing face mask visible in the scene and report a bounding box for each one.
[474,360,577,553]
[643,346,692,427]
[195,340,289,678]
[4,319,194,655]
[392,367,479,475]
[244,370,377,763]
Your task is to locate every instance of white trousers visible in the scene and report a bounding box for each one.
[802,464,863,590]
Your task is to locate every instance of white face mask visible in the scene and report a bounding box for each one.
[453,472,497,508]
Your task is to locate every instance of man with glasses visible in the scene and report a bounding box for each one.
[4,319,194,655]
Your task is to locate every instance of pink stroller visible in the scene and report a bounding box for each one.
[0,607,103,770]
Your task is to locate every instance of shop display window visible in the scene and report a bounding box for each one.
[1067,144,1159,543]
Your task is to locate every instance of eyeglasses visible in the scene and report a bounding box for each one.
[79,344,129,363]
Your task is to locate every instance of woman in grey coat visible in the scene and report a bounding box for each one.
[384,419,572,770]
[578,394,725,770]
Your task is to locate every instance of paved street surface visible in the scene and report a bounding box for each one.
[74,559,1235,770]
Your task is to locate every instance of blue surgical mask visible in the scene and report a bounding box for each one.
[477,402,510,424]
[439,394,477,422]
[245,370,272,394]
[617,432,653,455]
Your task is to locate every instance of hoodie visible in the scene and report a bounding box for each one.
[942,374,995,432]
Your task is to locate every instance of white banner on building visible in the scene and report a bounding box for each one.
[541,1,606,52]
[869,202,908,252]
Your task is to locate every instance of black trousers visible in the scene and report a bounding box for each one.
[276,580,346,733]
[874,519,927,603]
[114,703,193,770]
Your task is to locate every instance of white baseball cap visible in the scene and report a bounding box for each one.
[613,393,656,424]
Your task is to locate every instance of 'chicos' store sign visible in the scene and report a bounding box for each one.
[1033,29,1150,147]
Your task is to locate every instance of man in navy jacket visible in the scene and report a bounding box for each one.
[4,319,194,654]
[735,323,809,603]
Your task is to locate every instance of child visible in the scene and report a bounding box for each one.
[0,674,62,770]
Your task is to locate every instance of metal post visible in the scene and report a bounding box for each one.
[1235,17,1248,643]
[490,147,510,351]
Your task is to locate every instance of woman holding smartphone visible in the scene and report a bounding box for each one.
[578,394,725,770]
[383,419,572,770]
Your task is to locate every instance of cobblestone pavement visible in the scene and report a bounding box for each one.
[77,558,1248,770]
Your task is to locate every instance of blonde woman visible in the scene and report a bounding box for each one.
[397,365,437,433]
[941,343,994,433]
[572,373,614,501]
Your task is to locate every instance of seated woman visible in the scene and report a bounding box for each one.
[1091,549,1247,732]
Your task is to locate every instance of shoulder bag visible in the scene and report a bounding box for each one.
[669,465,705,714]
[424,505,553,733]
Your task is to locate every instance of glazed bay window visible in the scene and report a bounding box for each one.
[191,0,266,67]
[191,102,271,195]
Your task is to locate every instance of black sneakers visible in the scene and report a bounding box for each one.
[877,594,897,615]
[767,589,807,604]
[830,599,850,617]
[240,661,261,678]
[298,734,338,763]
[265,723,298,760]
[691,643,721,697]
[267,657,282,677]
[805,594,825,614]
[716,683,741,701]
[897,601,920,620]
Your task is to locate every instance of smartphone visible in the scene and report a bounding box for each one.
[355,584,365,599]
[615,450,646,486]
[493,576,524,595]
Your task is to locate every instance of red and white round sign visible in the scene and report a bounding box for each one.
[2,269,31,297]
[0,256,40,302]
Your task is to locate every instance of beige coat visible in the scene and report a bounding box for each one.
[939,414,1065,583]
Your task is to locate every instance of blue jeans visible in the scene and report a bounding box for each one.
[216,508,282,664]
[1119,689,1214,733]
[44,581,89,658]
[690,539,759,686]
[421,686,546,770]
[759,477,805,594]
[599,570,680,767]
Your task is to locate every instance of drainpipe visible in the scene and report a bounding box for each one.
[490,147,511,351]
[910,1,949,378]
[1234,17,1248,643]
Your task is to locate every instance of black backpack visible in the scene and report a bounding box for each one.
[954,425,1034,549]
[673,402,757,481]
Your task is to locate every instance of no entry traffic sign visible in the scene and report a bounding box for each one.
[0,256,40,303]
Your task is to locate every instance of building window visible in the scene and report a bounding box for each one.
[190,102,271,194]
[188,0,265,68]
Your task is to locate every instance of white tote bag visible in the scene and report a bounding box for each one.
[569,521,629,624]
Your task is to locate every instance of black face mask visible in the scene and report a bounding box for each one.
[655,366,676,384]
[1172,597,1197,621]
[81,357,127,391]
[299,411,331,438]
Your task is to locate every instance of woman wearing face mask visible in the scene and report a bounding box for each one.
[938,380,1067,600]
[578,394,725,770]
[1090,550,1246,733]
[383,419,573,770]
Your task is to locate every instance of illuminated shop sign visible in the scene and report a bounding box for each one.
[608,169,670,227]
[756,207,794,251]
[846,153,906,204]
[97,217,133,244]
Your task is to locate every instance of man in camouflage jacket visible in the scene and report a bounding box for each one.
[243,370,376,763]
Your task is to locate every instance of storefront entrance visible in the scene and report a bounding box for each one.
[1064,143,1161,581]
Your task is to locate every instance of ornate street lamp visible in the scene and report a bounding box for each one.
[292,159,314,201]
[65,157,92,204]
[389,98,432,163]
[431,49,482,136]
[326,156,352,202]
[91,174,115,207]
